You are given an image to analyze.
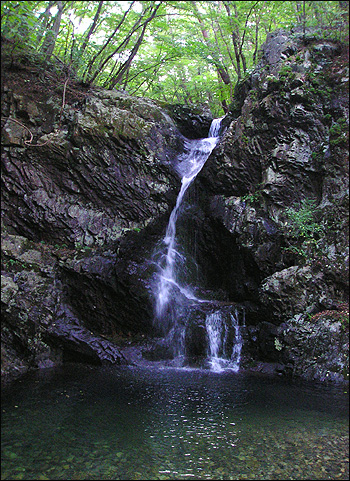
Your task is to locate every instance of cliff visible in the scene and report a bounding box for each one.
[1,29,349,384]
[198,29,349,382]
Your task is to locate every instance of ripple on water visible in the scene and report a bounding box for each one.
[1,365,349,480]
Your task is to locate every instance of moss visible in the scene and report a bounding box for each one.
[279,64,295,81]
[2,257,27,271]
[323,113,332,124]
[109,111,151,140]
[310,148,325,164]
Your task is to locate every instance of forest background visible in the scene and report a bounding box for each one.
[1,1,349,115]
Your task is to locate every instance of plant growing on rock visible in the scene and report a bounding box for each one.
[283,198,324,263]
[310,302,349,332]
[242,183,264,205]
[329,117,348,146]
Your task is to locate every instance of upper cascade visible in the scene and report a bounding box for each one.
[154,117,224,323]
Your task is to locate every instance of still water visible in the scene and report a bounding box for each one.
[1,364,349,480]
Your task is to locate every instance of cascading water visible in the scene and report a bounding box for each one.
[205,309,243,372]
[152,118,243,371]
[154,119,222,320]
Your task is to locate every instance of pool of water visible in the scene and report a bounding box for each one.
[1,364,349,480]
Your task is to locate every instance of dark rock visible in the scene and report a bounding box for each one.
[1,232,127,379]
[278,310,349,383]
[258,321,285,365]
[163,104,213,139]
[49,304,127,365]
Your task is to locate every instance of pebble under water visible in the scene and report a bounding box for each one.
[1,364,349,480]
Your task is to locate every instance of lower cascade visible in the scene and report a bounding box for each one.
[206,309,243,372]
[151,118,243,371]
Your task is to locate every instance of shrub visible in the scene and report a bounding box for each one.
[283,198,324,262]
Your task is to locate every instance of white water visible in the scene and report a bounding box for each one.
[206,310,243,372]
[155,118,223,321]
[153,118,243,371]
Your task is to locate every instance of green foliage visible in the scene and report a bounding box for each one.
[310,146,326,165]
[329,118,348,146]
[283,198,324,262]
[339,312,349,332]
[242,191,261,204]
[1,1,348,114]
[242,184,263,204]
[3,257,27,270]
[323,113,332,124]
[285,198,323,238]
[1,1,40,48]
[274,338,283,351]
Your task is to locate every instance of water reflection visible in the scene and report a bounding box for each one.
[1,364,349,480]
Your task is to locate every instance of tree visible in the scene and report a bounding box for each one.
[79,0,103,56]
[1,1,348,115]
[40,0,65,61]
[104,2,163,89]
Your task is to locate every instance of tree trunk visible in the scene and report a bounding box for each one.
[36,1,54,46]
[80,0,104,56]
[41,0,64,62]
[82,1,136,83]
[191,1,232,86]
[107,4,161,89]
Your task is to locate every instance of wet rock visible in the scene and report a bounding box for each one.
[49,304,127,365]
[279,308,349,383]
[141,338,174,362]
[196,29,348,381]
[163,104,213,139]
[1,231,127,379]
[184,303,242,366]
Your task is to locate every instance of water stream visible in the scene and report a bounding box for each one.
[152,119,243,371]
[206,309,243,372]
[154,118,223,321]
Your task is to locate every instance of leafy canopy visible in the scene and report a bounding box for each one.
[1,1,348,115]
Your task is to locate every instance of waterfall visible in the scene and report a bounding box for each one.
[154,119,223,322]
[206,310,243,372]
[152,117,243,371]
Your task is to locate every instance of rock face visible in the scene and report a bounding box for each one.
[1,28,349,384]
[2,88,183,247]
[278,307,349,383]
[162,104,213,139]
[1,54,187,381]
[195,28,349,381]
